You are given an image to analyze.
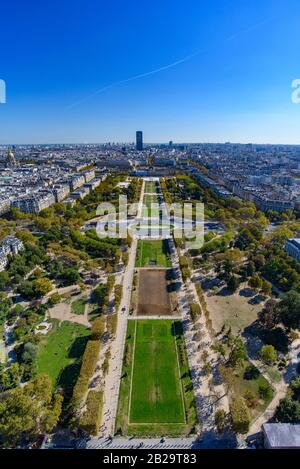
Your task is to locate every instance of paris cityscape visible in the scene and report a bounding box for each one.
[0,0,300,461]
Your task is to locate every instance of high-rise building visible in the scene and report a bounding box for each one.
[136,131,143,151]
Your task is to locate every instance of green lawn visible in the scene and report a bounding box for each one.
[115,320,197,436]
[142,206,161,217]
[71,298,86,315]
[135,240,172,267]
[37,320,90,395]
[144,181,159,194]
[130,320,185,423]
[142,194,161,217]
[231,360,274,421]
[144,194,159,206]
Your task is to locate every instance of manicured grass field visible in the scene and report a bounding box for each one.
[130,320,184,423]
[71,298,86,315]
[115,320,197,436]
[135,240,172,267]
[142,194,161,217]
[144,194,159,206]
[144,181,159,193]
[142,206,161,217]
[37,320,90,395]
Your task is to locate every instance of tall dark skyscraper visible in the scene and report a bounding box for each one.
[136,131,143,151]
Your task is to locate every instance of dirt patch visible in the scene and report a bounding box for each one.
[205,281,265,334]
[138,269,171,316]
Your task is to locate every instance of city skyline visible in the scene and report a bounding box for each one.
[0,0,300,144]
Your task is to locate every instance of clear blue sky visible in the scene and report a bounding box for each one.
[0,0,300,144]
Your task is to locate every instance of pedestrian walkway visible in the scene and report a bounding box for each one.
[128,315,182,320]
[168,237,230,443]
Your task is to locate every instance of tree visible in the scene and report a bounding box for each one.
[17,281,35,299]
[223,259,234,278]
[277,290,300,330]
[33,277,53,297]
[230,397,251,434]
[228,337,247,367]
[260,344,277,364]
[249,274,263,290]
[252,254,265,271]
[0,363,21,391]
[243,364,260,380]
[258,299,279,329]
[48,292,61,306]
[219,365,235,394]
[215,409,226,433]
[0,374,63,446]
[261,280,272,297]
[243,390,258,409]
[0,271,10,290]
[60,268,81,286]
[275,397,300,423]
[227,275,240,292]
[290,377,300,402]
[258,382,273,400]
[246,261,255,277]
[21,342,37,364]
[93,284,109,306]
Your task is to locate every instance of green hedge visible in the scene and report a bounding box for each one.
[106,314,118,337]
[72,375,89,408]
[107,275,115,294]
[114,284,123,310]
[181,266,191,282]
[71,339,100,408]
[91,316,106,341]
[189,303,201,322]
[79,390,103,435]
[81,340,100,378]
[179,256,189,268]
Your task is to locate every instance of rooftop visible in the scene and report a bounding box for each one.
[263,423,300,448]
[286,238,300,248]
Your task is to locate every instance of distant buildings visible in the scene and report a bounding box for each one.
[11,192,56,214]
[190,142,300,212]
[252,196,293,212]
[69,174,85,191]
[52,184,70,203]
[0,235,24,272]
[6,148,17,168]
[136,131,143,151]
[285,238,300,262]
[97,159,132,170]
[194,173,232,199]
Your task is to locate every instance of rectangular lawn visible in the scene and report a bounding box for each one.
[135,240,172,267]
[130,320,185,424]
[115,320,197,436]
[144,181,159,193]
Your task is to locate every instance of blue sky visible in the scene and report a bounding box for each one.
[0,0,300,144]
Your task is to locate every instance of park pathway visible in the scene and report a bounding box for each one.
[99,180,145,437]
